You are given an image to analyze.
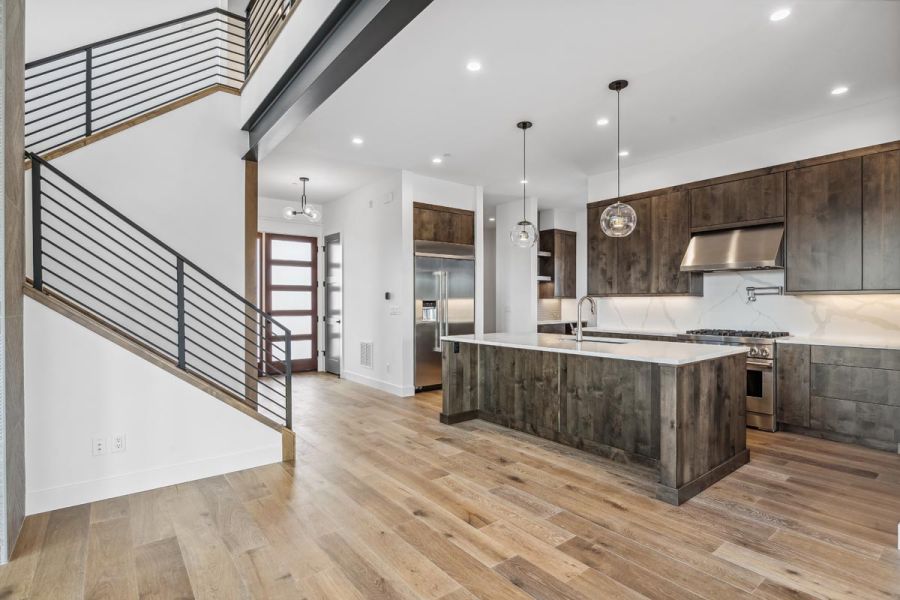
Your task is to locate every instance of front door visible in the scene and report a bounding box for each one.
[264,234,318,372]
[324,233,342,375]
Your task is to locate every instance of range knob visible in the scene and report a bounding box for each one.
[748,347,760,357]
[758,347,770,358]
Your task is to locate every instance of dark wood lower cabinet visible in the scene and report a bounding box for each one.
[776,343,810,427]
[777,342,900,452]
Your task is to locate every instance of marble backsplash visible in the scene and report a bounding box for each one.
[593,270,900,343]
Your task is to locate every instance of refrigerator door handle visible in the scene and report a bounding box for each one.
[443,271,450,338]
[433,271,442,351]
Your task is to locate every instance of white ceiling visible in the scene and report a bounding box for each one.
[259,0,900,207]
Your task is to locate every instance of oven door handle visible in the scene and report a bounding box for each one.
[747,359,773,369]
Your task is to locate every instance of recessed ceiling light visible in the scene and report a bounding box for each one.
[432,157,443,164]
[488,217,495,222]
[596,117,609,126]
[351,137,364,145]
[520,179,528,184]
[769,8,791,22]
[618,150,629,157]
[466,60,482,72]
[830,85,849,95]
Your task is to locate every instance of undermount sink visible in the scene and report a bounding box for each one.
[559,337,630,345]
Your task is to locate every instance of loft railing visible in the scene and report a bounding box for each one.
[24,8,246,156]
[27,153,292,428]
[245,0,297,78]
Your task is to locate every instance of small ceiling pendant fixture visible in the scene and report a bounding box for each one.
[600,79,637,238]
[283,176,321,223]
[510,120,538,248]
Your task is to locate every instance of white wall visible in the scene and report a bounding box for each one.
[27,92,247,290]
[323,172,408,394]
[482,223,497,333]
[25,0,219,62]
[24,297,281,515]
[586,95,900,341]
[495,198,538,333]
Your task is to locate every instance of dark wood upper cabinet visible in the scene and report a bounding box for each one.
[652,191,702,295]
[587,194,701,296]
[862,150,900,291]
[538,229,576,298]
[616,197,653,295]
[786,158,862,292]
[587,205,617,295]
[690,172,785,231]
[413,202,474,245]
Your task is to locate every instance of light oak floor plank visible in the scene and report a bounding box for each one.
[0,372,897,599]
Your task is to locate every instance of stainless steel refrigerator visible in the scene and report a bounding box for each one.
[415,241,475,390]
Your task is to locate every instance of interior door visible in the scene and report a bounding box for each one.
[324,233,342,375]
[264,234,318,372]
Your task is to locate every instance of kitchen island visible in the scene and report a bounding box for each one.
[440,333,748,505]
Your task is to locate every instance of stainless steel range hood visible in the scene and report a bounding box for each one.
[680,223,784,272]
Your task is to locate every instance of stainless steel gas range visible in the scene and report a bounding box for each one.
[676,329,790,432]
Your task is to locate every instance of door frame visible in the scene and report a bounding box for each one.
[262,233,318,372]
[324,232,342,376]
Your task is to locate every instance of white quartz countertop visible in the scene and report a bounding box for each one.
[581,327,680,338]
[442,333,747,366]
[777,336,900,351]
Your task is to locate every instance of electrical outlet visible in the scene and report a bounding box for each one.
[112,433,126,453]
[92,437,107,456]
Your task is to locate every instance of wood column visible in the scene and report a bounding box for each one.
[1,0,26,564]
[244,159,259,404]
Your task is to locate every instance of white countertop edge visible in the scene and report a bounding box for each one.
[537,319,586,325]
[777,336,900,351]
[442,333,747,366]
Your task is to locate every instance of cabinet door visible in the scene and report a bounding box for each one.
[651,191,700,295]
[616,197,652,294]
[862,150,900,290]
[587,206,617,294]
[776,344,810,427]
[538,231,556,299]
[691,173,785,230]
[450,211,475,245]
[555,230,577,298]
[786,158,862,292]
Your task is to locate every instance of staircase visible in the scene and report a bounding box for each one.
[25,8,248,160]
[22,6,304,454]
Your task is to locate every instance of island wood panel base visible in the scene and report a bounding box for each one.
[441,341,748,504]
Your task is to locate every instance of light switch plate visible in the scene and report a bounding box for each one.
[92,437,106,456]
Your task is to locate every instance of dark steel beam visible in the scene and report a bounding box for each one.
[242,0,433,158]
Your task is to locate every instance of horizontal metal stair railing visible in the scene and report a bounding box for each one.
[28,152,292,429]
[25,8,247,156]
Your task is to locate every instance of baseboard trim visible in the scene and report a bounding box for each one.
[26,444,281,516]
[341,370,414,397]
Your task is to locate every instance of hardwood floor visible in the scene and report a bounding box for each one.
[1,372,898,599]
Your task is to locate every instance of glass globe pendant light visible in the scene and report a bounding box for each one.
[600,80,637,238]
[510,120,538,248]
[283,177,321,223]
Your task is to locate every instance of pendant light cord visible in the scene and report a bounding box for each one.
[522,125,527,220]
[616,88,621,201]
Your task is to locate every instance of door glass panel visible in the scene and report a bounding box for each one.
[292,339,312,360]
[270,239,311,261]
[271,265,312,286]
[271,290,312,311]
[276,315,312,335]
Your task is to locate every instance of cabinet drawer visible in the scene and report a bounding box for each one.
[811,345,900,370]
[811,363,900,407]
[810,396,900,447]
